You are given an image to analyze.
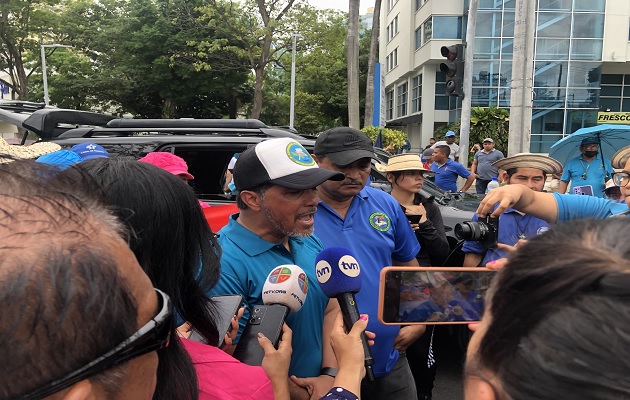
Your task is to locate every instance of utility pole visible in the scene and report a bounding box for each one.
[458,0,478,167]
[40,44,72,106]
[508,0,536,156]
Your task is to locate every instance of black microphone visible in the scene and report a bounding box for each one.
[315,247,375,381]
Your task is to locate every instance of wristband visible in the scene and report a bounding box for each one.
[320,367,338,378]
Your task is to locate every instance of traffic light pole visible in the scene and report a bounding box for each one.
[458,0,477,168]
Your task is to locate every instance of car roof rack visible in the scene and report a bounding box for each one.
[106,118,268,129]
[22,109,116,139]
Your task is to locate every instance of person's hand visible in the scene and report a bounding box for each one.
[496,239,528,255]
[477,185,527,218]
[393,324,426,352]
[176,322,192,339]
[289,375,334,400]
[259,324,293,386]
[485,257,508,270]
[405,204,428,229]
[330,312,368,378]
[221,306,245,354]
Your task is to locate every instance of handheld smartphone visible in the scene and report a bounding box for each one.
[232,304,289,366]
[406,214,422,224]
[378,267,496,325]
[188,294,243,347]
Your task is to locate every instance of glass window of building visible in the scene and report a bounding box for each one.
[412,74,422,113]
[387,15,399,42]
[432,16,463,39]
[415,27,422,50]
[477,12,503,37]
[386,89,394,120]
[435,71,449,110]
[423,18,433,44]
[538,0,572,11]
[397,83,408,117]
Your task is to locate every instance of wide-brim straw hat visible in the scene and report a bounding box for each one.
[492,153,563,175]
[0,138,61,164]
[611,145,630,169]
[376,154,431,173]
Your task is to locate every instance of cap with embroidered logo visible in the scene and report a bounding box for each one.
[71,142,110,161]
[234,138,344,191]
[314,127,375,165]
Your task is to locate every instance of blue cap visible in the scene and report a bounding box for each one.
[71,142,110,161]
[445,131,456,137]
[36,150,83,170]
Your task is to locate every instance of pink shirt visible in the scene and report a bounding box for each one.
[181,338,275,400]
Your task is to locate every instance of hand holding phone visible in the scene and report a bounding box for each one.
[406,214,422,225]
[379,267,496,324]
[188,294,243,346]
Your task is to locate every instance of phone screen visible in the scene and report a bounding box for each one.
[379,267,496,325]
[189,294,243,346]
[407,214,422,224]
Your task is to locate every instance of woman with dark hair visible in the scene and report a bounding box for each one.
[465,218,630,400]
[76,157,286,400]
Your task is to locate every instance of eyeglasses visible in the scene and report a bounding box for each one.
[17,288,172,400]
[612,171,630,187]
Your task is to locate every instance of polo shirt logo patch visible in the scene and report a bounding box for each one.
[286,142,315,166]
[369,212,391,232]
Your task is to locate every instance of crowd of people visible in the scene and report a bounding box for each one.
[1,128,629,400]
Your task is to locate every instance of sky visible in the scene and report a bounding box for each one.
[308,0,372,15]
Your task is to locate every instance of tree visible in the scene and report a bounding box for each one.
[195,0,314,119]
[0,0,65,100]
[347,0,360,128]
[364,0,382,127]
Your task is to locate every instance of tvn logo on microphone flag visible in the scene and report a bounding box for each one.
[316,254,361,285]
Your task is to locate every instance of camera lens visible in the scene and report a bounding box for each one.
[254,308,260,313]
[454,222,472,240]
[249,318,256,324]
[455,221,488,241]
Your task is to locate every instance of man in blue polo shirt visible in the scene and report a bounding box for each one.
[463,153,562,266]
[477,145,630,223]
[211,137,345,399]
[312,127,425,400]
[558,137,614,198]
[431,145,475,193]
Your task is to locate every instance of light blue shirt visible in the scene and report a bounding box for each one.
[553,193,629,221]
[314,186,420,378]
[212,214,329,378]
[560,155,614,198]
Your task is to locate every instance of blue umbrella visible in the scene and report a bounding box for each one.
[548,125,630,175]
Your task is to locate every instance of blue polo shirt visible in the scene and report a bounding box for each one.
[560,155,614,198]
[462,207,549,265]
[431,159,471,192]
[314,186,420,378]
[211,214,329,378]
[553,193,628,221]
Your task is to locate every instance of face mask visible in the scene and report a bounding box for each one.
[584,150,598,158]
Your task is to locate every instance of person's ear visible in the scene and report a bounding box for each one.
[312,154,321,166]
[386,173,395,184]
[464,377,496,400]
[239,190,263,211]
[60,380,95,400]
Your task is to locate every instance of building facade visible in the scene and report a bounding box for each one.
[380,0,630,153]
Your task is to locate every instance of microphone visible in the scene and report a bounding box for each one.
[315,247,375,381]
[261,264,308,313]
[233,264,308,366]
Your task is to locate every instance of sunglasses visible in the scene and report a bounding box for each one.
[17,288,172,400]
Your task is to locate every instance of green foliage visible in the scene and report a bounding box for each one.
[469,106,510,153]
[361,126,407,150]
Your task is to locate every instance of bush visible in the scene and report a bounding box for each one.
[361,126,407,151]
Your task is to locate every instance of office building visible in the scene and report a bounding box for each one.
[381,0,630,153]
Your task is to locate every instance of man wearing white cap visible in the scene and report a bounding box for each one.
[431,131,460,162]
[470,138,504,194]
[211,138,345,399]
[463,153,562,267]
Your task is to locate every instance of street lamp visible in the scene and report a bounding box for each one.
[40,44,72,106]
[289,33,303,131]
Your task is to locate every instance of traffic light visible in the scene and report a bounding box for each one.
[440,44,464,97]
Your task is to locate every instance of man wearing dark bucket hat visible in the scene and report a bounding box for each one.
[463,153,563,267]
[477,145,630,225]
[558,136,614,197]
[311,127,424,400]
[211,138,345,399]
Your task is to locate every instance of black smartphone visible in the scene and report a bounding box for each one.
[378,267,496,325]
[232,304,289,366]
[407,214,422,224]
[188,294,243,347]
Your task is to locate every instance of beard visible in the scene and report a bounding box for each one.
[261,203,315,238]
